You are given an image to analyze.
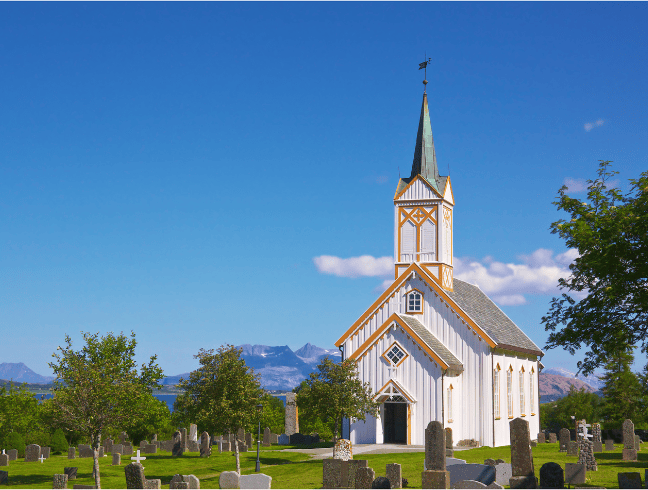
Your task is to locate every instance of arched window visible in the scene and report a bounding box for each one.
[493,364,501,419]
[406,289,423,314]
[530,367,535,415]
[447,384,454,423]
[519,367,526,416]
[507,366,513,418]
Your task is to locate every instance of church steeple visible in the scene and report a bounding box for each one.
[410,92,441,193]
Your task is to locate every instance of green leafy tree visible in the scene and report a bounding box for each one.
[599,334,643,427]
[296,357,379,441]
[258,393,284,436]
[293,381,333,441]
[543,161,648,375]
[174,345,264,474]
[49,331,164,489]
[123,394,175,444]
[0,382,41,438]
[540,385,602,433]
[1,432,26,457]
[50,428,69,454]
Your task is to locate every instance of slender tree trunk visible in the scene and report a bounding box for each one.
[235,438,241,475]
[92,434,101,489]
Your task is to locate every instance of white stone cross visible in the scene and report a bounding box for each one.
[131,449,146,465]
[1,450,5,455]
[38,454,46,463]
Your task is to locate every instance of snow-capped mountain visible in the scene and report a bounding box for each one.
[294,343,341,368]
[542,367,605,390]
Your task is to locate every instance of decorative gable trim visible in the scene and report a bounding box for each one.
[443,176,455,205]
[335,262,497,349]
[393,174,443,201]
[374,378,417,404]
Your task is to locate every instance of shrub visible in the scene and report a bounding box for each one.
[50,428,69,454]
[3,432,26,457]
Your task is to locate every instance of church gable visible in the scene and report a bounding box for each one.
[394,175,442,202]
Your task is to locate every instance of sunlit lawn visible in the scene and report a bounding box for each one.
[2,442,646,488]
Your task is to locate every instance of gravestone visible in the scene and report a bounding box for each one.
[548,433,557,444]
[454,482,487,489]
[184,474,200,489]
[559,429,570,452]
[64,467,78,480]
[222,441,231,452]
[387,463,402,489]
[181,428,188,450]
[200,431,211,458]
[112,453,121,465]
[41,447,51,459]
[617,472,642,489]
[125,462,146,489]
[187,441,199,452]
[270,433,278,444]
[104,438,113,453]
[494,463,512,487]
[123,444,133,455]
[240,473,272,489]
[623,419,635,449]
[189,424,198,442]
[593,440,603,452]
[120,432,128,444]
[539,462,563,489]
[263,427,271,447]
[446,458,467,467]
[0,471,8,486]
[219,471,240,489]
[144,480,161,489]
[323,459,342,489]
[99,447,104,458]
[422,421,450,488]
[139,440,148,449]
[78,445,93,458]
[372,477,391,489]
[7,450,16,462]
[446,427,454,457]
[172,431,183,457]
[448,464,495,487]
[237,428,245,443]
[592,423,601,443]
[169,475,186,489]
[53,474,68,489]
[24,444,41,462]
[509,418,536,489]
[278,434,289,445]
[567,441,578,456]
[112,444,123,455]
[356,467,375,489]
[564,463,585,485]
[0,455,7,467]
[151,434,157,442]
[285,393,299,436]
[342,460,368,489]
[333,439,353,461]
[144,444,157,454]
[245,432,253,449]
[622,448,638,461]
[239,443,248,453]
[634,435,641,450]
[537,433,545,444]
[605,439,615,451]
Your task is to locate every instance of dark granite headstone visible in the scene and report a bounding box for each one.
[564,463,585,485]
[617,472,642,489]
[172,431,183,457]
[200,431,211,458]
[0,471,8,486]
[6,450,16,462]
[64,467,78,480]
[448,464,495,487]
[125,462,146,489]
[559,429,570,452]
[539,462,563,489]
[144,444,157,454]
[0,455,7,467]
[567,441,578,456]
[41,447,51,459]
[371,476,391,489]
[509,418,536,489]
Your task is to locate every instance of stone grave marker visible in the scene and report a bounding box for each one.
[120,431,128,444]
[189,424,198,442]
[245,432,253,449]
[237,428,245,443]
[78,445,93,458]
[422,421,450,488]
[99,446,104,458]
[184,474,200,489]
[104,438,113,453]
[7,450,16,462]
[356,467,375,489]
[24,444,41,462]
[333,439,352,461]
[323,459,342,488]
[539,462,563,489]
[548,433,557,443]
[387,463,402,489]
[278,434,289,445]
[559,429,570,452]
[285,393,299,436]
[144,444,157,454]
[509,418,536,489]
[221,441,230,452]
[125,462,145,489]
[270,433,278,444]
[123,444,133,455]
[139,440,148,449]
[564,463,585,485]
[263,427,271,447]
[240,473,272,489]
[200,431,211,458]
[0,454,7,467]
[567,441,578,456]
[172,431,183,457]
[605,439,615,451]
[219,471,240,489]
[239,443,248,453]
[448,464,495,487]
[634,435,641,450]
[0,471,8,486]
[617,472,642,489]
[181,428,188,450]
[53,474,68,489]
[537,433,545,444]
[64,467,77,480]
[623,419,635,449]
[144,479,161,489]
[494,463,512,487]
[454,481,487,489]
[169,474,185,489]
[622,447,638,461]
[112,453,121,465]
[342,460,368,488]
[446,427,454,457]
[112,444,123,455]
[41,447,51,459]
[187,440,199,453]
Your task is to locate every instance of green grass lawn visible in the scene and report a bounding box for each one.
[2,443,647,488]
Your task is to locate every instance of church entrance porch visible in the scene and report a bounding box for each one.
[383,402,408,443]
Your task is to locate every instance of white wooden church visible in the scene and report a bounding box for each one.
[334,89,543,448]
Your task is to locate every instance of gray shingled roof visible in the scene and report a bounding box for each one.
[396,313,463,371]
[447,278,543,356]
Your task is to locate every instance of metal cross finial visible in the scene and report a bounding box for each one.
[418,54,432,92]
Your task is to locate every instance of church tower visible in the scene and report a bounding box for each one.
[393,92,454,290]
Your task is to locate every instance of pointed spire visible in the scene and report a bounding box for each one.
[410,92,441,192]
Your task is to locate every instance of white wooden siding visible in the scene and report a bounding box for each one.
[396,178,439,201]
[420,219,436,261]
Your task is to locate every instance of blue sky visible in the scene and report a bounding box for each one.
[1,2,646,378]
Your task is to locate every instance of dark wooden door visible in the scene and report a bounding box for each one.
[384,403,407,443]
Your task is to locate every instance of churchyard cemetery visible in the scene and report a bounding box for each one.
[2,418,648,489]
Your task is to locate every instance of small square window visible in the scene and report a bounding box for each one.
[383,343,408,367]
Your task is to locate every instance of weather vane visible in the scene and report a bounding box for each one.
[419,53,431,92]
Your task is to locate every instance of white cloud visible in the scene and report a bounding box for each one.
[314,248,581,306]
[313,255,393,278]
[584,119,604,132]
[564,178,588,193]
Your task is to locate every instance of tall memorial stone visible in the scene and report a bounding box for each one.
[445,427,454,457]
[422,421,449,488]
[200,432,211,458]
[245,432,253,449]
[285,393,299,436]
[263,427,271,447]
[591,423,602,452]
[623,419,635,449]
[509,418,536,489]
[189,424,198,442]
[559,429,570,452]
[172,431,183,457]
[180,428,188,451]
[24,444,41,462]
[387,463,402,489]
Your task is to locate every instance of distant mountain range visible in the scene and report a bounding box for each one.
[2,348,605,400]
